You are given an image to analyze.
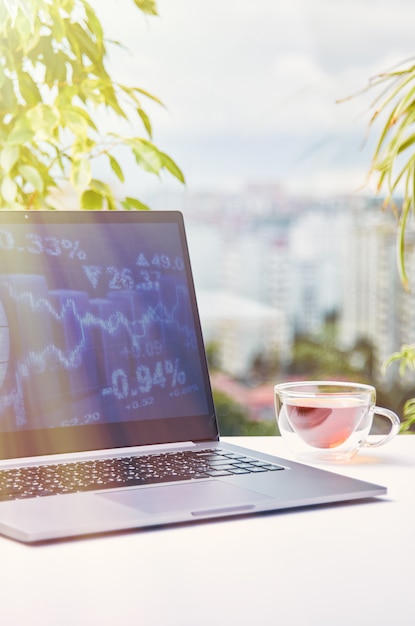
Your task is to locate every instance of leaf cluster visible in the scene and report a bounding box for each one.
[343,61,415,431]
[0,0,184,210]
[344,59,415,290]
[382,344,415,431]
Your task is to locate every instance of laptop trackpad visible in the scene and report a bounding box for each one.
[99,480,270,516]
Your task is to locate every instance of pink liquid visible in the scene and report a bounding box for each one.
[285,398,368,449]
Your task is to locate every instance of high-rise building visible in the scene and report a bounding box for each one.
[338,205,414,384]
[180,186,415,387]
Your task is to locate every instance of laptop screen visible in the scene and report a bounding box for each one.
[0,211,218,459]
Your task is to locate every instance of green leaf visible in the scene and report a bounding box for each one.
[0,75,18,111]
[71,159,92,191]
[106,192,116,210]
[61,105,97,133]
[27,104,60,141]
[101,84,127,118]
[122,196,151,211]
[120,83,164,107]
[387,154,415,195]
[133,0,158,16]
[383,343,415,377]
[133,86,164,106]
[81,189,104,210]
[371,71,415,129]
[49,7,66,43]
[29,34,55,68]
[130,138,162,174]
[108,154,125,182]
[160,152,185,184]
[72,135,96,155]
[18,164,44,193]
[79,78,105,106]
[45,51,69,86]
[3,0,18,22]
[68,23,103,65]
[397,199,411,291]
[87,178,117,210]
[7,117,35,146]
[90,179,112,196]
[404,398,415,418]
[84,3,104,42]
[137,107,152,138]
[395,132,415,156]
[0,146,19,173]
[15,8,32,43]
[0,3,11,29]
[0,176,17,203]
[18,70,41,106]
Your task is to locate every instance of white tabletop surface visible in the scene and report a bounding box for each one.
[1,435,414,626]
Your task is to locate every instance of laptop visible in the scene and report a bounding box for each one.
[0,209,385,543]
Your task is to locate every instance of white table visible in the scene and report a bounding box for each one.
[1,436,414,626]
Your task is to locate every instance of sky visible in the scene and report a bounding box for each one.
[89,0,415,198]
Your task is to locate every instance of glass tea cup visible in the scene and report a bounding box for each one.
[274,381,400,463]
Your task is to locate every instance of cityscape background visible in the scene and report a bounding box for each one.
[144,186,415,433]
[85,1,415,432]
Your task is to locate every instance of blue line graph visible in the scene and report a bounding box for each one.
[0,277,195,369]
[0,273,199,429]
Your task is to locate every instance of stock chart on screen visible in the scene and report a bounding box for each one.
[0,219,208,433]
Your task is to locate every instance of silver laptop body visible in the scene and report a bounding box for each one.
[0,210,385,543]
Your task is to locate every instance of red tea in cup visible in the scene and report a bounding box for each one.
[285,397,367,449]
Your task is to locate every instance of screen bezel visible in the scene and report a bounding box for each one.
[0,210,219,460]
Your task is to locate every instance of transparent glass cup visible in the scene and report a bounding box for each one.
[274,381,400,463]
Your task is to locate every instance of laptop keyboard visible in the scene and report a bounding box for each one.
[0,448,284,501]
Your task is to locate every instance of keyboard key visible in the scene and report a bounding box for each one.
[204,469,233,477]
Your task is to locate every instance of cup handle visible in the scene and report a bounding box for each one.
[362,406,401,448]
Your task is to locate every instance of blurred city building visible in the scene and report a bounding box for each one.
[149,184,414,393]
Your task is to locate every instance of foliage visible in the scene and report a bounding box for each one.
[205,341,222,372]
[384,343,415,376]
[288,335,372,381]
[400,398,415,433]
[249,350,281,384]
[342,59,415,431]
[213,389,277,437]
[342,58,415,291]
[383,345,415,431]
[287,314,374,382]
[0,0,184,211]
